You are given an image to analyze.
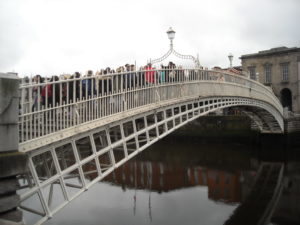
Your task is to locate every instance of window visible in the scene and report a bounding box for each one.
[264,64,272,84]
[281,63,289,82]
[248,66,256,80]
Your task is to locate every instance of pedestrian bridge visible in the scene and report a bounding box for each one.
[18,67,284,225]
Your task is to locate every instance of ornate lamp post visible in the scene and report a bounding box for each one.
[166,27,176,49]
[150,27,200,68]
[228,53,233,68]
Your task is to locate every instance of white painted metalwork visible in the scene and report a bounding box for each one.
[18,67,284,152]
[17,64,285,225]
[150,27,200,67]
[19,96,283,224]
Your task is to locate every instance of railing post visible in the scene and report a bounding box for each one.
[0,73,27,225]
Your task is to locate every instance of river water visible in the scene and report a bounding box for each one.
[24,135,300,225]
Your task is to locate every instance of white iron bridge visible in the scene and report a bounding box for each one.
[17,67,284,225]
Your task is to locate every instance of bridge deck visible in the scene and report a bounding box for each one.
[18,68,284,152]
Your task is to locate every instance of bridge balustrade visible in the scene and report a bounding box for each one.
[16,67,285,225]
[18,67,282,147]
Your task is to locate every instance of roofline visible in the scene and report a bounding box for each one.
[240,47,300,59]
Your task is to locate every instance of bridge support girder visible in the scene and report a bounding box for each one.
[18,96,284,225]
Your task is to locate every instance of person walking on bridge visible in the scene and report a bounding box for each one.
[145,63,155,85]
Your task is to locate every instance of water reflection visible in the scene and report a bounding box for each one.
[104,158,244,204]
[273,161,300,224]
[34,136,300,225]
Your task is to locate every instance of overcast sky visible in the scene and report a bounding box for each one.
[1,0,299,76]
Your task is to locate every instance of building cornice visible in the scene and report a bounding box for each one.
[240,47,300,59]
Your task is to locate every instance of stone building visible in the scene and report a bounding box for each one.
[240,47,300,113]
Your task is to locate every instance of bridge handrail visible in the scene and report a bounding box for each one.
[19,68,282,110]
[18,67,283,144]
[208,69,282,112]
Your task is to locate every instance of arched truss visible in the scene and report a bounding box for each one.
[18,68,284,152]
[150,48,200,67]
[18,96,283,225]
[241,107,282,133]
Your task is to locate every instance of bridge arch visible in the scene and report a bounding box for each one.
[19,95,283,225]
[17,67,284,224]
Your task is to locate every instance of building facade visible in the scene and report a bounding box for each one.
[240,47,300,113]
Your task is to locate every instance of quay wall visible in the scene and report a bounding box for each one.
[0,73,27,225]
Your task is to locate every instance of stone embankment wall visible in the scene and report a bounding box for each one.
[285,116,300,133]
[0,73,27,225]
[172,114,300,149]
[172,115,256,143]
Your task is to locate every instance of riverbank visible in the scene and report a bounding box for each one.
[170,115,300,149]
[172,115,258,144]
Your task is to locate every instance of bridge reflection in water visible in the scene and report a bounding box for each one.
[102,140,299,225]
[104,152,242,204]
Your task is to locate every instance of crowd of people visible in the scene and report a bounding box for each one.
[24,61,191,110]
[21,61,226,113]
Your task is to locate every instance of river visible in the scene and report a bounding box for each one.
[22,134,300,225]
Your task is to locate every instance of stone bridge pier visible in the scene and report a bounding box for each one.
[0,73,27,225]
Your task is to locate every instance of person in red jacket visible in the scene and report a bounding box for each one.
[145,63,155,85]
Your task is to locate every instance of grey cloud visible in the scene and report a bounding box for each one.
[0,0,299,75]
[0,0,36,72]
